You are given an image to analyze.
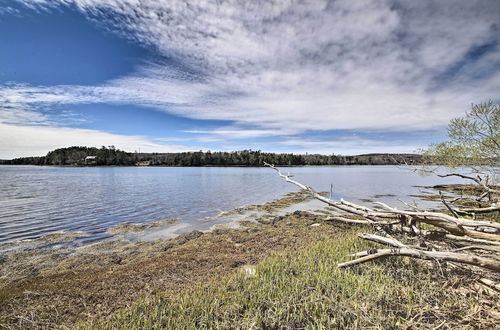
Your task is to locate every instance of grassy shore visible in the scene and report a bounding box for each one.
[95,230,498,329]
[1,191,498,329]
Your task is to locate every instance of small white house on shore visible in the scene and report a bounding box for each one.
[84,156,97,164]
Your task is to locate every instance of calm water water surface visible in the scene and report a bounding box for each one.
[0,165,462,245]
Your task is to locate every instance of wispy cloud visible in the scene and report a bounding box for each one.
[2,0,499,153]
[276,137,420,155]
[0,5,20,15]
[0,122,201,159]
[184,127,300,139]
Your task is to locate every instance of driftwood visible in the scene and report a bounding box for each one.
[264,163,500,273]
[440,233,500,246]
[459,204,500,214]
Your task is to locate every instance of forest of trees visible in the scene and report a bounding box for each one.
[1,146,135,166]
[0,146,422,167]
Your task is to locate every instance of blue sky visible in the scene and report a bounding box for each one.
[0,1,499,158]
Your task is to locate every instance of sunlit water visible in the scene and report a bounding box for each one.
[0,165,463,245]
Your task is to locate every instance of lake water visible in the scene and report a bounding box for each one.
[0,165,462,246]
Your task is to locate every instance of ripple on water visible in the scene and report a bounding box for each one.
[0,165,463,246]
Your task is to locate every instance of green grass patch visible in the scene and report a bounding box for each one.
[93,230,490,329]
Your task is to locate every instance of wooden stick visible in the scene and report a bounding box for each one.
[441,233,500,246]
[324,217,400,226]
[264,162,395,237]
[357,233,407,248]
[439,191,459,218]
[452,245,500,253]
[324,216,371,225]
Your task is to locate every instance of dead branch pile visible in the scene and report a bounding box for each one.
[264,162,500,273]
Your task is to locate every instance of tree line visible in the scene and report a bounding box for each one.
[0,146,422,167]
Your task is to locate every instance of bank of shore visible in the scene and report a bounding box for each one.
[0,190,498,329]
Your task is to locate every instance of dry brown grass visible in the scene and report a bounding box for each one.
[0,211,345,328]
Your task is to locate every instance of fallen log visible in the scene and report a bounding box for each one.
[372,202,500,241]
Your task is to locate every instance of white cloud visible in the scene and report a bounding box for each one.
[0,123,199,159]
[184,127,300,139]
[2,0,499,155]
[275,137,421,156]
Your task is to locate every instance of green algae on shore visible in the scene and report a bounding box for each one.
[212,191,316,218]
[106,218,180,234]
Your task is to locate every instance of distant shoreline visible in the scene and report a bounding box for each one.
[0,163,417,168]
[0,146,423,167]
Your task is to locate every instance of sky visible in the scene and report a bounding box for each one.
[0,0,499,159]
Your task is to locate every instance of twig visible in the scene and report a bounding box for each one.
[439,191,459,218]
[452,245,500,253]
